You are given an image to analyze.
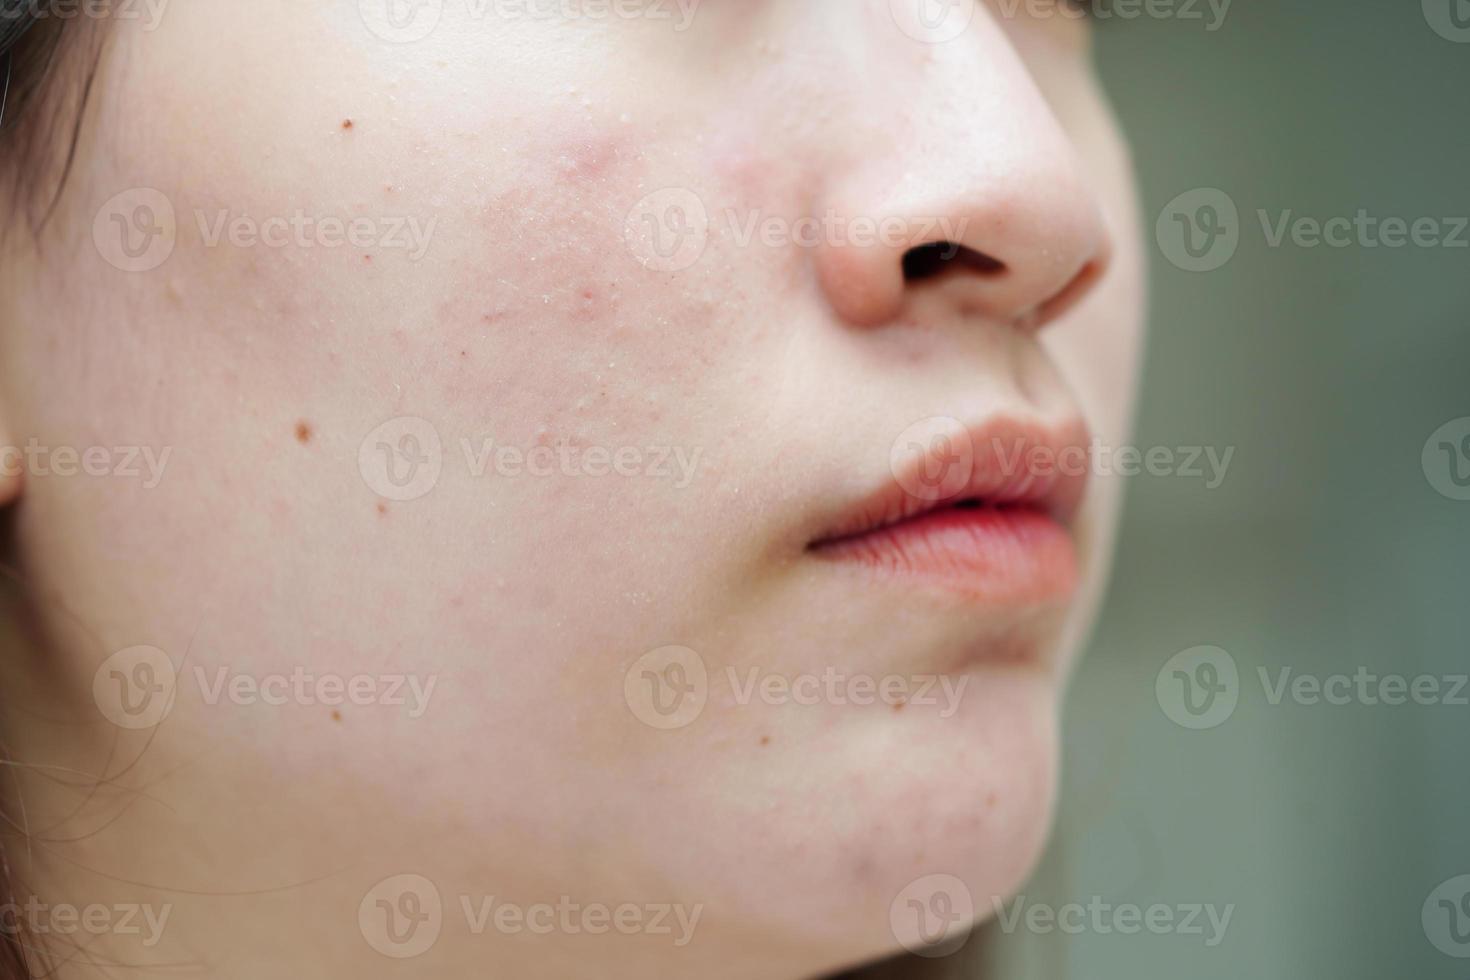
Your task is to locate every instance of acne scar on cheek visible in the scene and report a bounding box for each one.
[294,421,313,444]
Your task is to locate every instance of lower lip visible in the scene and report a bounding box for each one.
[810,506,1079,605]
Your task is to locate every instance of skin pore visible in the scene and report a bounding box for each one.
[0,2,1143,977]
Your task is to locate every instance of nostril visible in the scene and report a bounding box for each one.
[901,242,1007,283]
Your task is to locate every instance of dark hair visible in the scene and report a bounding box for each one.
[1,10,104,978]
[0,2,104,233]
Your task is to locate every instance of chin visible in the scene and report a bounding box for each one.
[645,663,1062,972]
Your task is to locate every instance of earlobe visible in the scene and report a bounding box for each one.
[0,422,21,508]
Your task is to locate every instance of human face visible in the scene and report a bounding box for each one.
[0,1,1143,976]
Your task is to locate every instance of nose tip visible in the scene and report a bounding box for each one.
[813,178,1112,330]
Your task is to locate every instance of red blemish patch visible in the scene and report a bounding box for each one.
[556,136,620,183]
[295,421,313,444]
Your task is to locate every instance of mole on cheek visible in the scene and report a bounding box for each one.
[295,421,313,444]
[341,119,354,130]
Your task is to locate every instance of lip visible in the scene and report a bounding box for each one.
[807,416,1090,606]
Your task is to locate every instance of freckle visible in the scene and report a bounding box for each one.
[892,699,906,712]
[341,119,354,130]
[459,350,468,358]
[759,735,771,746]
[376,502,388,517]
[295,421,313,444]
[331,710,342,722]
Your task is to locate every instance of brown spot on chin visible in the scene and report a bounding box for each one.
[331,710,342,722]
[295,421,313,444]
[759,735,771,746]
[892,700,907,712]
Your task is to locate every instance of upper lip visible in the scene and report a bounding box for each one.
[809,415,1092,548]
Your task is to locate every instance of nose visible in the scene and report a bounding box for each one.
[810,18,1112,331]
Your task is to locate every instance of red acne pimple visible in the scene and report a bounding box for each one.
[295,421,313,444]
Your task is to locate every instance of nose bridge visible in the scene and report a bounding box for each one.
[809,10,1110,329]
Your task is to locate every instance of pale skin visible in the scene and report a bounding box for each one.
[0,1,1144,977]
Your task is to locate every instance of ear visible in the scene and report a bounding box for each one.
[0,413,20,508]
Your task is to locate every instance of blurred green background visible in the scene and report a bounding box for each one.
[1000,3,1470,977]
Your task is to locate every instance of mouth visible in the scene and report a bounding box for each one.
[806,417,1090,607]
